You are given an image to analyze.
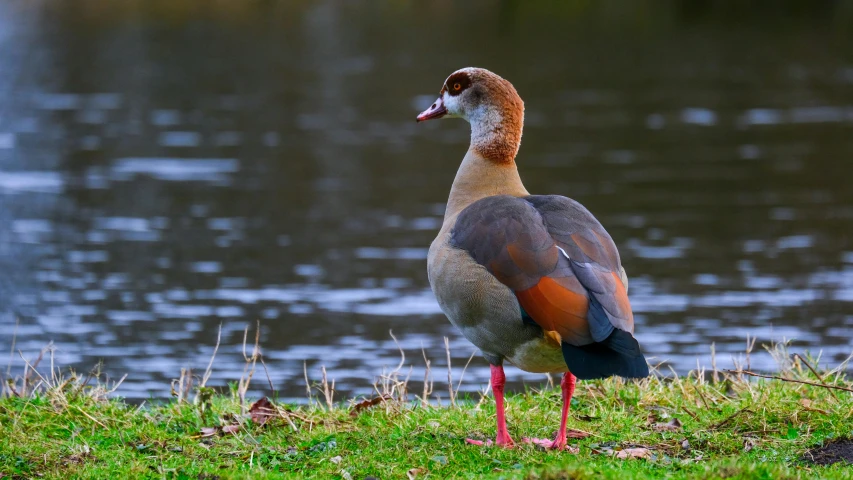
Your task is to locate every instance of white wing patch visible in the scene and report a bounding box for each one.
[556,245,571,260]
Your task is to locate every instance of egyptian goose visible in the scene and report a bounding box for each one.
[418,68,648,450]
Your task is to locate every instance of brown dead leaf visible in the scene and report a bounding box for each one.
[743,437,758,453]
[250,397,276,426]
[349,394,391,417]
[221,424,240,435]
[406,467,425,479]
[615,447,653,460]
[652,418,683,432]
[199,427,218,438]
[566,429,592,439]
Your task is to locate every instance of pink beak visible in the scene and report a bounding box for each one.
[416,97,447,122]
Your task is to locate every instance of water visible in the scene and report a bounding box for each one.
[1,1,852,402]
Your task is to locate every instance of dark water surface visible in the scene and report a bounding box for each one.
[1,1,852,402]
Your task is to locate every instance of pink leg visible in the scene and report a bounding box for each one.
[550,372,576,450]
[466,364,515,448]
[523,372,578,452]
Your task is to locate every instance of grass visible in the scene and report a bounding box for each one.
[2,339,853,479]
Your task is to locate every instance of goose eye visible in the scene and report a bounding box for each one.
[453,83,462,91]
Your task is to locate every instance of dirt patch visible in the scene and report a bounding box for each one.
[802,438,853,466]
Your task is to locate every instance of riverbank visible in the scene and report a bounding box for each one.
[2,346,852,479]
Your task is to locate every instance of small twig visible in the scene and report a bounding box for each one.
[19,350,50,388]
[320,366,334,410]
[695,359,705,386]
[303,361,312,403]
[680,406,700,421]
[711,407,753,430]
[6,381,20,398]
[745,335,756,372]
[420,346,432,407]
[105,374,128,395]
[260,355,275,394]
[389,330,405,372]
[725,369,853,393]
[21,346,48,397]
[793,354,840,401]
[238,322,261,412]
[801,404,831,415]
[272,403,299,432]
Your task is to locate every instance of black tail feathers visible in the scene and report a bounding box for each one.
[561,328,649,380]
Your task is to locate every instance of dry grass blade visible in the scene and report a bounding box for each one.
[238,321,262,413]
[420,346,433,407]
[745,334,756,371]
[200,323,222,389]
[368,331,410,410]
[171,368,192,403]
[453,349,477,403]
[444,337,455,407]
[72,405,108,429]
[19,348,50,396]
[105,374,128,396]
[320,366,335,410]
[303,360,312,404]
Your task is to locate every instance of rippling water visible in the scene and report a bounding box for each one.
[1,1,852,402]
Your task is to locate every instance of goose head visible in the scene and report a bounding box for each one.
[417,67,524,164]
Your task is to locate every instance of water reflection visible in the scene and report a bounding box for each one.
[1,1,852,402]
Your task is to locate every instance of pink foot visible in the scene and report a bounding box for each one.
[465,434,514,448]
[522,437,579,453]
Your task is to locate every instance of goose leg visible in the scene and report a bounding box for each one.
[524,372,578,452]
[466,364,515,447]
[550,372,576,450]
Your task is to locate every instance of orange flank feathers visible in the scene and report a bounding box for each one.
[516,277,593,345]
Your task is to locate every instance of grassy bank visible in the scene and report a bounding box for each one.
[2,346,853,479]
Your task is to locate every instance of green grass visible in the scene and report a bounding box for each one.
[2,350,853,479]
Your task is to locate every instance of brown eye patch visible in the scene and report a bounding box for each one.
[443,71,472,97]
